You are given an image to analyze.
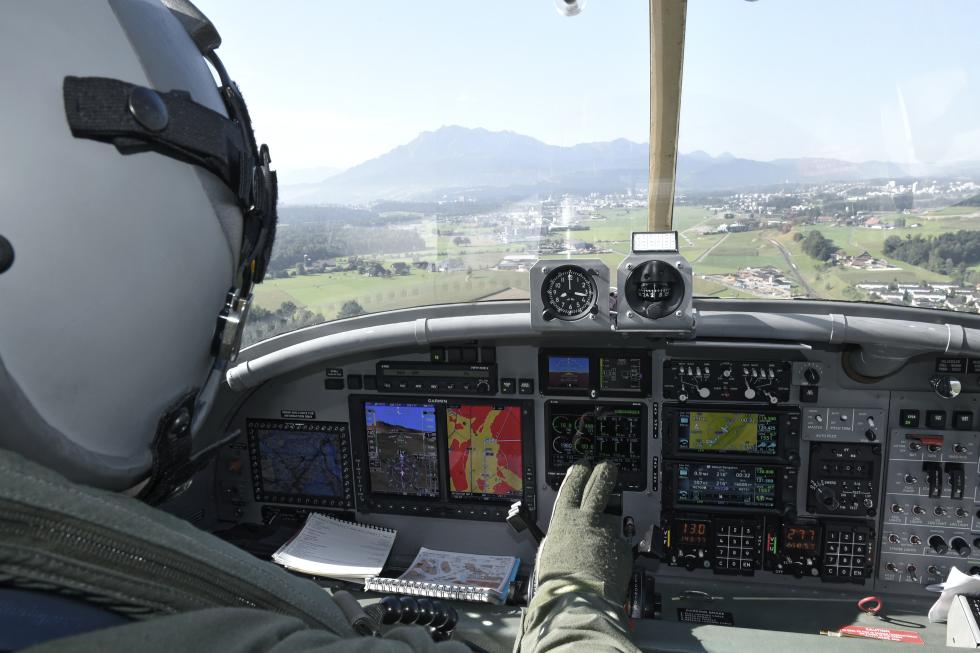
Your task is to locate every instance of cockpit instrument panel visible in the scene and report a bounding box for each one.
[348,396,536,520]
[662,360,791,404]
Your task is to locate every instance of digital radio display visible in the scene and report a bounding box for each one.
[783,525,819,553]
[674,462,777,508]
[676,411,778,455]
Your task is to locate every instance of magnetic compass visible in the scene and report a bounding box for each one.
[540,265,598,321]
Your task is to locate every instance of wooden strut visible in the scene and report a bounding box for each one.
[647,0,688,232]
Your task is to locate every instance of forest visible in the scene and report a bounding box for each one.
[883,231,980,276]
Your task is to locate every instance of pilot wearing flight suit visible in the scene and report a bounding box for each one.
[0,1,639,651]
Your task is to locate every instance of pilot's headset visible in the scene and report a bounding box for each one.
[0,0,276,501]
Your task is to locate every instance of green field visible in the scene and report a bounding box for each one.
[253,204,980,324]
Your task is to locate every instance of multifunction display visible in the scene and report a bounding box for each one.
[544,401,646,490]
[677,411,778,455]
[539,349,651,397]
[349,396,536,521]
[662,405,800,463]
[446,403,524,501]
[673,463,777,509]
[247,419,354,509]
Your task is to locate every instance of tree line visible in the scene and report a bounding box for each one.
[267,223,425,275]
[883,230,980,276]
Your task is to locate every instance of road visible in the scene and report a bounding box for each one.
[768,238,816,297]
[693,232,730,263]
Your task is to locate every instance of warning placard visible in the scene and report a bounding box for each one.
[837,625,924,644]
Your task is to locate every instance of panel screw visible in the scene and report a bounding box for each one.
[675,310,683,317]
[627,264,634,270]
[626,311,634,318]
[676,262,684,269]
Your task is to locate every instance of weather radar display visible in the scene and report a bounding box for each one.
[364,403,440,497]
[446,404,523,501]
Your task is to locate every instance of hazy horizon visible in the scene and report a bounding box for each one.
[198,0,979,176]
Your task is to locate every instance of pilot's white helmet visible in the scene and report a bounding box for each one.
[0,0,277,496]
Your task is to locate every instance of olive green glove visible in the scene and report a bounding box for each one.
[534,461,633,604]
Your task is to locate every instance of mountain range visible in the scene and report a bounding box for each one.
[279,125,979,205]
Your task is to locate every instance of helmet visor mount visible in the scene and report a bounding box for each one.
[62,50,276,365]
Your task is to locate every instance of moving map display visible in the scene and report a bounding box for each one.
[248,419,351,507]
[364,402,439,497]
[677,411,778,455]
[446,403,523,501]
[675,462,777,508]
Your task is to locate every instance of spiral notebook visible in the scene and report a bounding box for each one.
[271,513,396,582]
[364,547,520,605]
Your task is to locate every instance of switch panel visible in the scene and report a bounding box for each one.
[880,425,980,589]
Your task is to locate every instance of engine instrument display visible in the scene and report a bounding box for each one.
[598,355,644,393]
[446,403,524,501]
[364,402,440,498]
[247,419,353,509]
[677,411,778,455]
[544,401,646,490]
[674,462,777,509]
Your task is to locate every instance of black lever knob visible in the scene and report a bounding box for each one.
[929,535,949,555]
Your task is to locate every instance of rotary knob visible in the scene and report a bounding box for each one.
[698,387,711,399]
[744,388,757,400]
[803,367,821,385]
[931,375,962,399]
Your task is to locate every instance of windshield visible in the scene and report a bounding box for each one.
[198,1,980,347]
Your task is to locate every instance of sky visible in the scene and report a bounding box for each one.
[197,0,980,177]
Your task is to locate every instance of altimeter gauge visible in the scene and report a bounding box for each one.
[541,265,598,321]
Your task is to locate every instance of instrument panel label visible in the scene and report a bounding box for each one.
[677,608,735,626]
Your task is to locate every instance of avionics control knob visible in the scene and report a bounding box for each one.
[721,367,732,378]
[931,375,962,399]
[934,506,948,516]
[929,565,940,576]
[929,535,949,555]
[803,367,821,385]
[952,538,972,558]
[698,387,711,399]
[744,388,757,400]
[891,503,904,513]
